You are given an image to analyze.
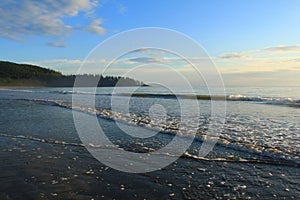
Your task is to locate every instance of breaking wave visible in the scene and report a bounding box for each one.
[56,90,300,108]
[16,98,300,166]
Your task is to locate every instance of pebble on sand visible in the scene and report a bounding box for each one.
[197,167,207,172]
[169,193,175,197]
[240,185,247,189]
[121,184,125,191]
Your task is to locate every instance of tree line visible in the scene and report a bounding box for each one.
[0,61,147,87]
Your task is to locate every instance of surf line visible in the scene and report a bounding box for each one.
[1,133,298,167]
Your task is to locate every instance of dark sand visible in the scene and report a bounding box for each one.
[0,100,299,199]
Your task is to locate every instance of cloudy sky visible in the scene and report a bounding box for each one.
[0,0,300,86]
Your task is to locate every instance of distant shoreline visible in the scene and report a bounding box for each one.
[0,61,148,88]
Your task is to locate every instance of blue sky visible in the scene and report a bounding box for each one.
[0,0,300,86]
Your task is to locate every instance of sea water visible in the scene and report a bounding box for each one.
[0,86,299,165]
[1,86,300,199]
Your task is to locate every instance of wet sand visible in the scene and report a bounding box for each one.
[0,100,299,199]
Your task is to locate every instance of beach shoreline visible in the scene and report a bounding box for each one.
[0,98,299,199]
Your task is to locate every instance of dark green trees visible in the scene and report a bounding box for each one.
[0,61,147,87]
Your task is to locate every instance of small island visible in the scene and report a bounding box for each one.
[0,61,147,87]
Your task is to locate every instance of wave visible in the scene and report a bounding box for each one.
[56,90,300,108]
[0,88,50,94]
[54,90,113,97]
[228,95,300,108]
[55,90,226,100]
[15,98,300,166]
[1,133,298,167]
[126,93,300,108]
[2,89,299,108]
[0,88,35,93]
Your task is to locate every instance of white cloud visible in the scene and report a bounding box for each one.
[85,19,106,35]
[261,44,300,55]
[219,52,250,60]
[215,44,300,73]
[128,57,162,63]
[46,41,68,48]
[23,42,300,86]
[0,0,103,43]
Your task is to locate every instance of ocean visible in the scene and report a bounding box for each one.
[0,86,299,199]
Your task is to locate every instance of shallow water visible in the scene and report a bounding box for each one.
[1,86,299,162]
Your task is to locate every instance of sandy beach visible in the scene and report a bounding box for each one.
[0,97,299,199]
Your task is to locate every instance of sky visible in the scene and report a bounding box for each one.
[0,0,300,86]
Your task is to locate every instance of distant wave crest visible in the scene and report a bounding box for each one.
[56,90,300,108]
[228,95,300,108]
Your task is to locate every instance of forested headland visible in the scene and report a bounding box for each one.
[0,61,147,87]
